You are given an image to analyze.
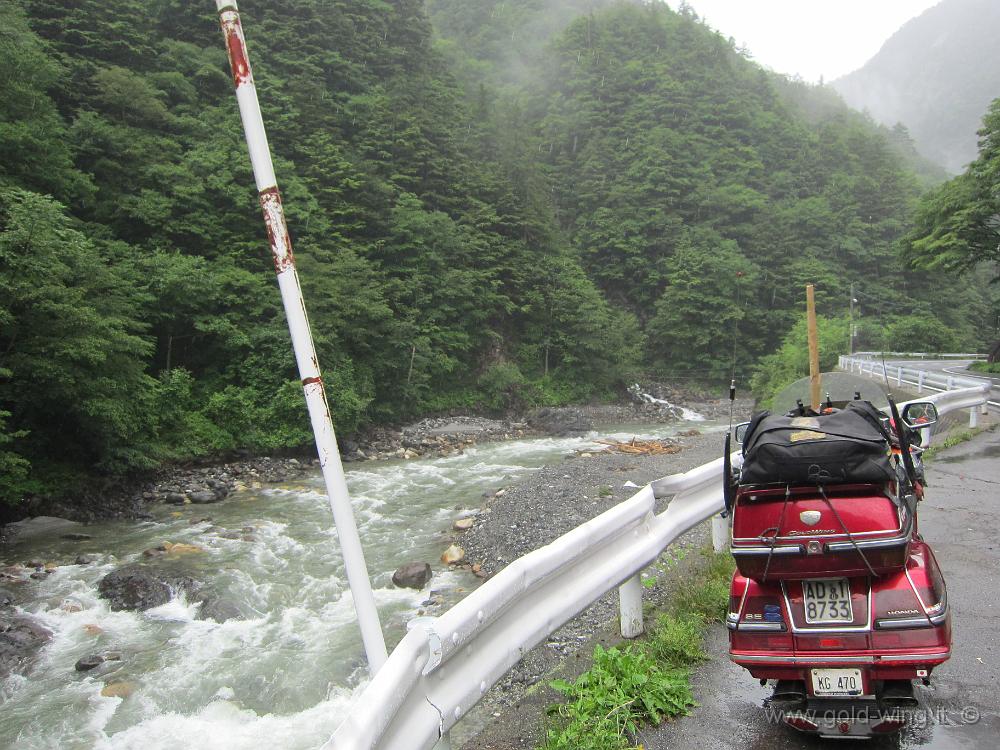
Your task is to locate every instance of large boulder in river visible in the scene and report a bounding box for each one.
[392,562,432,589]
[3,516,82,543]
[525,407,592,436]
[98,566,199,612]
[1,614,52,678]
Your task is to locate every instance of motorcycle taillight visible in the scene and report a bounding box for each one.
[871,627,944,650]
[731,630,794,651]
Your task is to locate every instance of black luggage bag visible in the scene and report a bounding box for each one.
[740,401,894,486]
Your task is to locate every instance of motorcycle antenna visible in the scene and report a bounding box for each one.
[728,270,745,429]
[723,272,745,514]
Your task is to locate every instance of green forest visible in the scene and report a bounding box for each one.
[1,0,996,506]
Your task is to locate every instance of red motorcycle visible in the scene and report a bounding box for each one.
[723,397,948,738]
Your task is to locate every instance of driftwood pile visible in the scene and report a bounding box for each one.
[591,437,683,455]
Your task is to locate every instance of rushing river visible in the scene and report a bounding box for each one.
[1,420,714,749]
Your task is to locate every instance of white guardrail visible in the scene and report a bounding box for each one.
[852,351,986,360]
[839,355,996,422]
[326,383,991,750]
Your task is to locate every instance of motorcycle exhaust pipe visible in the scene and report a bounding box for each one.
[880,680,919,710]
[771,680,807,711]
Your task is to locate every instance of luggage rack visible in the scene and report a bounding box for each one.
[736,483,897,500]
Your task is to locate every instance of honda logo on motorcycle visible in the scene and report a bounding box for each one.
[800,510,822,526]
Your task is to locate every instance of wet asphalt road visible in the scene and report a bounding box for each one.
[637,427,1000,750]
[884,359,1000,411]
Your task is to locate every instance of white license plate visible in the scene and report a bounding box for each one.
[811,668,863,696]
[802,578,853,623]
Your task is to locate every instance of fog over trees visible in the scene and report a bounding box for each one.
[833,0,1000,174]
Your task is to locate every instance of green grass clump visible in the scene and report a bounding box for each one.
[969,361,1000,374]
[537,550,734,750]
[668,550,734,625]
[543,643,694,750]
[921,426,989,461]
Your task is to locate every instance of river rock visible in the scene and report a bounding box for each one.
[441,545,465,565]
[187,490,217,505]
[101,681,136,698]
[97,566,198,612]
[163,542,204,555]
[75,654,104,672]
[453,518,474,531]
[75,554,99,566]
[197,596,244,623]
[392,562,432,589]
[61,533,93,541]
[1,614,52,678]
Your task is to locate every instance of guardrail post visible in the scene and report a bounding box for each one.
[896,367,903,386]
[619,574,644,638]
[917,371,925,393]
[712,512,729,553]
[970,406,979,428]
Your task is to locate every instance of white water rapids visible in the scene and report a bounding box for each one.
[1,420,711,749]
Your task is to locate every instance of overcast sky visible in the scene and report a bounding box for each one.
[675,0,942,82]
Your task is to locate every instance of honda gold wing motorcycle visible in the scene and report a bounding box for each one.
[723,396,949,738]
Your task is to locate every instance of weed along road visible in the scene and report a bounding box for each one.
[637,427,1000,749]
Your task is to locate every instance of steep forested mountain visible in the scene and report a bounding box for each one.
[0,0,990,505]
[903,98,1000,282]
[432,1,986,374]
[833,0,1000,174]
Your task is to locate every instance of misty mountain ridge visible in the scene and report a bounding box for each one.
[832,0,1000,174]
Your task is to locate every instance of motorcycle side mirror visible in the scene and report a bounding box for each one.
[734,421,751,444]
[901,401,939,429]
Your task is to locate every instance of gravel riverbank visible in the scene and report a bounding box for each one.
[449,411,752,749]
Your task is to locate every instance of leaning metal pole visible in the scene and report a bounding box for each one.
[213,0,388,673]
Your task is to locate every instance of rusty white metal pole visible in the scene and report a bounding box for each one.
[214,0,387,673]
